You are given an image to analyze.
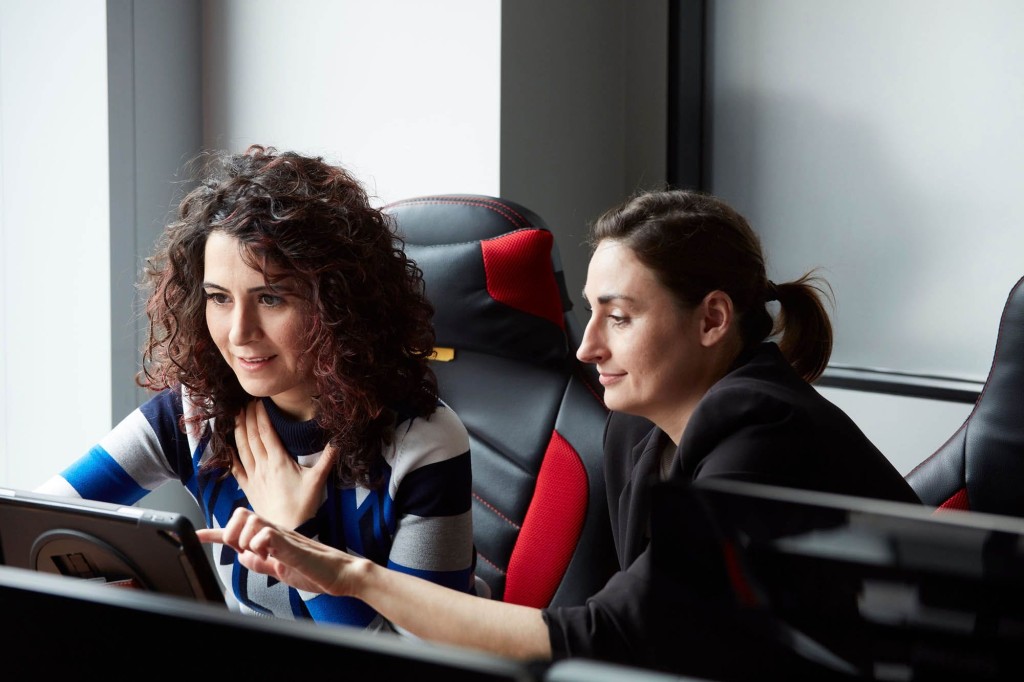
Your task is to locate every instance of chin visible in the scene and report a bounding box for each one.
[237,384,273,399]
[606,397,651,421]
[604,396,634,415]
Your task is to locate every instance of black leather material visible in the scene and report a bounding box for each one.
[405,241,569,366]
[385,194,616,608]
[906,275,1024,516]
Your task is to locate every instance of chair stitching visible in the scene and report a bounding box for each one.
[473,492,521,531]
[475,550,506,575]
[401,227,542,251]
[385,197,529,228]
[428,195,532,226]
[386,195,531,227]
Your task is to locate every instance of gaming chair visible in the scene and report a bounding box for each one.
[384,194,617,607]
[905,274,1024,517]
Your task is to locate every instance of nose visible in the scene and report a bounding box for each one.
[576,315,605,365]
[228,303,261,347]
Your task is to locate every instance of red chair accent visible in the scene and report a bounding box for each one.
[385,194,616,607]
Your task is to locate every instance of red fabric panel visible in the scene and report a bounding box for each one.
[503,430,588,608]
[721,540,759,608]
[937,487,970,511]
[481,230,565,330]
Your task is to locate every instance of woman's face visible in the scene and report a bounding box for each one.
[203,231,315,421]
[577,239,718,440]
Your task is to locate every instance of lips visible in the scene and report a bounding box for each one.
[598,371,625,387]
[236,355,275,370]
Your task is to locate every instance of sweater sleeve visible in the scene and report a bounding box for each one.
[299,403,476,627]
[34,388,184,503]
[386,403,476,592]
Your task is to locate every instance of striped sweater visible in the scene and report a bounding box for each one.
[37,387,476,629]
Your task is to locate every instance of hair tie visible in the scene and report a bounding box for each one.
[765,280,779,303]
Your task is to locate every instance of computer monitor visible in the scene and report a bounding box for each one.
[0,486,223,603]
[0,565,535,680]
[651,478,1024,681]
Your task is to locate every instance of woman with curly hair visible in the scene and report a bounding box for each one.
[37,145,476,629]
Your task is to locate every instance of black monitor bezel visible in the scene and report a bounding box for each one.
[651,478,1024,680]
[0,564,535,680]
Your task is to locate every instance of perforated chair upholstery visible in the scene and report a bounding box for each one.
[384,194,617,608]
[906,275,1024,517]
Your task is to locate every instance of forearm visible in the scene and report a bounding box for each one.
[200,508,549,657]
[357,559,552,661]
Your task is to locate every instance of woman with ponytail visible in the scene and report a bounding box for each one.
[583,189,917,500]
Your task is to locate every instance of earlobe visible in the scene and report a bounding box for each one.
[699,290,734,347]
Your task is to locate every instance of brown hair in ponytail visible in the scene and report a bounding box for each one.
[588,189,834,382]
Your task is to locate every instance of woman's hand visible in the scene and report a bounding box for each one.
[198,509,553,661]
[197,508,361,596]
[231,400,338,529]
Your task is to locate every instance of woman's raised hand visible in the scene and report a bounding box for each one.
[231,400,338,529]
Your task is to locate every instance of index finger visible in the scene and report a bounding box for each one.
[234,404,256,473]
[196,528,224,544]
[254,399,289,464]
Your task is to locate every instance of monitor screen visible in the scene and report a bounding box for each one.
[651,478,1024,681]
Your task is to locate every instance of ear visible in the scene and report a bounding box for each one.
[697,290,734,348]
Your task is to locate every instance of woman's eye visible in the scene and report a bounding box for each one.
[609,314,629,327]
[258,294,284,307]
[205,292,228,305]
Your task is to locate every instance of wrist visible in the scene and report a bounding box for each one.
[350,555,382,601]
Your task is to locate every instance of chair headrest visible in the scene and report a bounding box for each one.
[385,195,573,367]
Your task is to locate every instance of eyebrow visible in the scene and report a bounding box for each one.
[202,282,289,294]
[581,291,635,305]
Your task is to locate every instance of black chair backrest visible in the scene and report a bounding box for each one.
[906,275,1024,516]
[384,194,617,607]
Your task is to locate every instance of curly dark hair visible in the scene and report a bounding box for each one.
[138,144,439,487]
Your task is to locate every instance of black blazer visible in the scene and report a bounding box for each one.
[606,342,920,568]
[543,343,920,675]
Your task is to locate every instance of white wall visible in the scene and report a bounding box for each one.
[707,0,1024,384]
[0,0,501,493]
[0,0,112,488]
[201,0,502,206]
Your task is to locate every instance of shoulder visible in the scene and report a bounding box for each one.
[684,346,874,481]
[692,388,818,453]
[391,400,470,469]
[138,386,188,429]
[680,346,821,469]
[699,343,818,418]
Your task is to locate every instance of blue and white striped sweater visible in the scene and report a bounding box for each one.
[37,387,476,629]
